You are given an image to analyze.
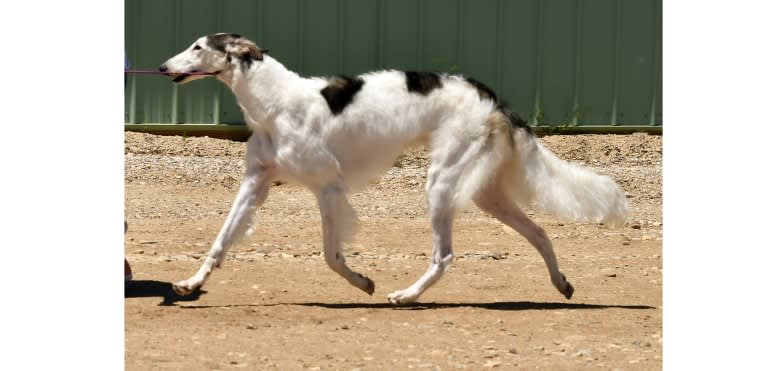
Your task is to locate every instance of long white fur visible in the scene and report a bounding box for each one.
[162,34,628,304]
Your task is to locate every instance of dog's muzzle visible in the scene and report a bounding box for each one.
[158,64,190,83]
[158,64,219,83]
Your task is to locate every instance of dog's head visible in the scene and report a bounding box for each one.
[159,33,268,84]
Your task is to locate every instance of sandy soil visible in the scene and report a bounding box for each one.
[125,131,662,370]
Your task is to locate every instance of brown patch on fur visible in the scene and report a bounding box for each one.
[487,110,511,140]
[487,110,507,130]
[207,33,267,64]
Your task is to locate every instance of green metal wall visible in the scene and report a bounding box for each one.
[125,0,661,134]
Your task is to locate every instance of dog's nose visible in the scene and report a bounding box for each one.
[158,64,168,73]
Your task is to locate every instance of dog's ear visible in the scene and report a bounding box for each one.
[227,38,266,61]
[245,43,266,61]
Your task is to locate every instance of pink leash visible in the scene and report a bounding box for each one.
[125,69,215,76]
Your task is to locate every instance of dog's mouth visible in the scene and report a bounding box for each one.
[170,73,191,83]
[166,70,220,84]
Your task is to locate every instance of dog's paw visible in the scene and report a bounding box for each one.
[387,290,417,305]
[172,280,199,296]
[557,273,574,300]
[351,273,375,295]
[361,276,375,296]
[561,281,574,299]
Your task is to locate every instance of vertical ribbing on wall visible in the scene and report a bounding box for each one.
[213,1,222,125]
[610,0,624,126]
[494,0,505,92]
[298,0,306,72]
[532,0,545,125]
[571,0,584,126]
[416,0,424,71]
[256,0,264,41]
[375,0,385,69]
[171,0,180,124]
[649,0,660,126]
[128,0,137,124]
[338,0,347,73]
[456,0,465,74]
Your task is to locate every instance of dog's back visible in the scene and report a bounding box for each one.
[289,70,506,189]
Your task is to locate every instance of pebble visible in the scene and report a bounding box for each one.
[601,268,618,277]
[483,360,502,368]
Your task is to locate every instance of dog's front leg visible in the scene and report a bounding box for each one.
[173,167,273,295]
[316,183,375,295]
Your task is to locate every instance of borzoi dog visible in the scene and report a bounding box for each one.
[160,33,628,304]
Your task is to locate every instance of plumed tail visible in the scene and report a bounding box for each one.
[504,129,629,227]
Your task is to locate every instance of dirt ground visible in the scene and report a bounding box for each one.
[125,131,662,370]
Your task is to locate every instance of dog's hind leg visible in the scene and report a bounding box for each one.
[317,183,375,295]
[173,167,273,296]
[473,181,574,299]
[386,192,455,305]
[387,138,487,305]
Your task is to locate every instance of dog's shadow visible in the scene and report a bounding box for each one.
[290,301,655,311]
[178,301,654,311]
[125,280,206,306]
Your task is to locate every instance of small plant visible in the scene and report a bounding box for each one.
[538,123,571,136]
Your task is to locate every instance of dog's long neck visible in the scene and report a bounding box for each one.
[219,56,302,126]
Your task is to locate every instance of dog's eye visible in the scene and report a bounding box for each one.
[193,45,201,50]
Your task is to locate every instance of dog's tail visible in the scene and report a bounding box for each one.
[500,111,628,227]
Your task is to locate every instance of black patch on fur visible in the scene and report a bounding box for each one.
[466,77,498,102]
[320,76,365,115]
[241,54,255,69]
[465,76,532,135]
[500,105,533,135]
[405,71,443,95]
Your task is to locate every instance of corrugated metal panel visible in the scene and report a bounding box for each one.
[126,0,661,130]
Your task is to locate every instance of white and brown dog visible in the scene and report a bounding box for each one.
[160,33,628,304]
